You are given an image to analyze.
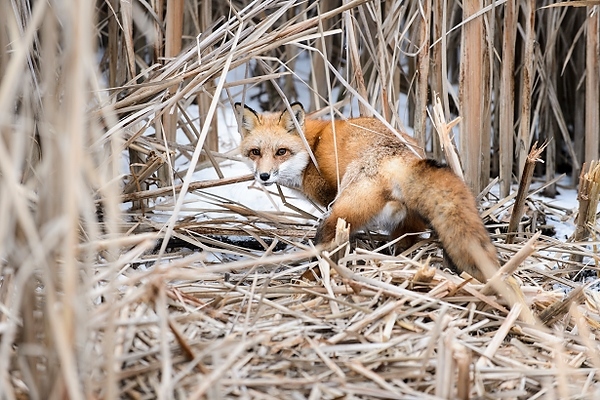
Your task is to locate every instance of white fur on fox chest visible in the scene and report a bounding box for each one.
[271,152,309,189]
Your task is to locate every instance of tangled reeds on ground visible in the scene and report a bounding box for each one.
[92,183,600,399]
[1,0,600,399]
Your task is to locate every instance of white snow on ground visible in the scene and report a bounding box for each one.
[532,182,580,241]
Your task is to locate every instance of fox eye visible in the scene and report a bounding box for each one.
[249,149,260,156]
[275,148,287,156]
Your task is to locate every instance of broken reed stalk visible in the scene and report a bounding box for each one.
[430,93,463,180]
[570,161,600,263]
[506,142,547,244]
[454,341,471,400]
[123,153,165,194]
[538,286,585,326]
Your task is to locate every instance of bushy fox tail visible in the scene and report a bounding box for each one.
[399,159,499,283]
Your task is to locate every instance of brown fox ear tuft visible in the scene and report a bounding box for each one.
[279,102,305,133]
[234,103,260,137]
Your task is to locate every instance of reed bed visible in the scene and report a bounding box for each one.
[106,181,600,400]
[1,0,600,399]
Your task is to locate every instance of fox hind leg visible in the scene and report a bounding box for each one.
[314,180,388,246]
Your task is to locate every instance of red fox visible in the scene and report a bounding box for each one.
[234,102,499,282]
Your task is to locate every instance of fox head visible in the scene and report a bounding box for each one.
[234,102,309,188]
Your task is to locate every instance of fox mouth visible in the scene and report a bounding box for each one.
[255,176,276,186]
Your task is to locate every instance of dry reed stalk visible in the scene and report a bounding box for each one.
[481,231,541,324]
[570,161,600,263]
[506,142,547,244]
[158,0,184,186]
[538,286,585,326]
[585,6,600,164]
[107,0,120,87]
[499,0,517,197]
[194,0,220,168]
[459,0,488,194]
[517,0,536,180]
[120,0,135,80]
[0,0,124,398]
[121,173,253,202]
[378,3,394,122]
[344,7,370,117]
[481,3,492,194]
[430,93,464,179]
[413,0,431,143]
[310,0,336,111]
[428,0,445,160]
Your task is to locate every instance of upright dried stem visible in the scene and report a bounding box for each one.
[506,142,547,244]
[570,161,600,263]
[414,0,431,143]
[459,0,489,194]
[517,0,536,179]
[499,0,517,197]
[585,6,600,164]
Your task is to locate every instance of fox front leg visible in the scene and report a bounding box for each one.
[314,180,392,246]
[314,211,341,245]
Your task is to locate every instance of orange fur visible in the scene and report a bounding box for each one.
[235,102,499,282]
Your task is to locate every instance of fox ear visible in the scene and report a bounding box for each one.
[279,102,305,133]
[234,103,260,137]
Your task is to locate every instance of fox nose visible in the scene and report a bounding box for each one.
[259,172,270,182]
